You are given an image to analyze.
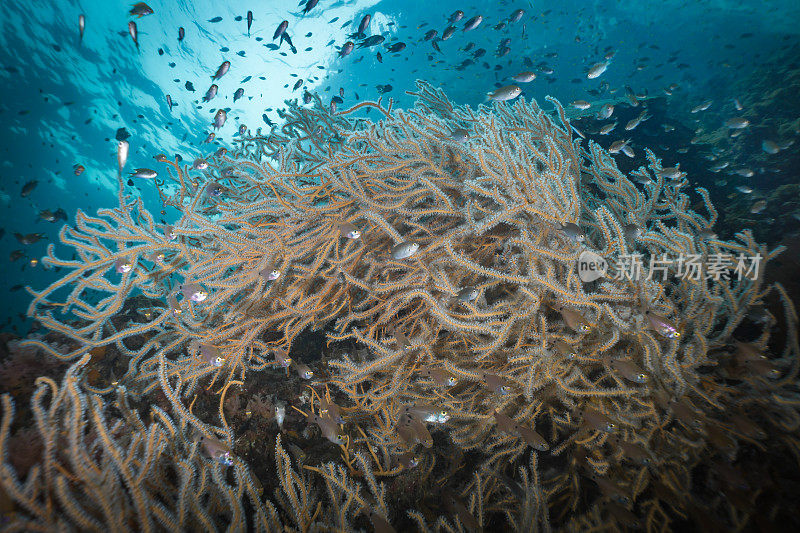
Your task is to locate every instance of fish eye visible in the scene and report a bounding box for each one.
[447,377,457,386]
[580,324,590,332]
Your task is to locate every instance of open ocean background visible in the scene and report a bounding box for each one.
[1,0,799,332]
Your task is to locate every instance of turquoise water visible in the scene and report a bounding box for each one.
[1,0,799,331]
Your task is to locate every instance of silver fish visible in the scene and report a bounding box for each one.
[597,103,614,119]
[128,21,138,50]
[559,222,585,242]
[608,138,630,154]
[117,140,129,177]
[587,61,609,79]
[129,168,157,179]
[463,15,483,31]
[725,117,749,129]
[213,109,227,129]
[456,287,479,302]
[450,128,469,141]
[211,61,230,81]
[762,140,780,154]
[203,84,218,102]
[391,241,419,260]
[338,41,354,58]
[273,20,288,40]
[599,122,617,135]
[511,71,536,83]
[487,85,521,101]
[691,100,712,113]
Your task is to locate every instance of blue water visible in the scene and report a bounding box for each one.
[1,0,799,332]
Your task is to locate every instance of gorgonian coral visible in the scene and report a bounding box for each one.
[6,81,799,531]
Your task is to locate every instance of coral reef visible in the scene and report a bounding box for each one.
[2,82,799,531]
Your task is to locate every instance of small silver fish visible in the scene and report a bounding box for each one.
[450,128,469,141]
[762,140,780,154]
[558,222,585,242]
[599,122,617,135]
[691,100,712,113]
[391,241,419,260]
[181,283,208,303]
[79,14,85,43]
[625,110,649,131]
[463,15,482,31]
[115,258,133,273]
[725,117,749,129]
[456,287,479,302]
[608,138,630,154]
[117,140,129,177]
[587,61,609,79]
[200,436,233,466]
[129,168,157,179]
[657,167,683,179]
[337,221,361,239]
[128,21,138,50]
[213,109,227,129]
[211,61,230,80]
[511,71,536,82]
[260,267,281,281]
[273,20,288,40]
[750,200,767,214]
[296,363,314,380]
[623,223,642,241]
[486,85,521,101]
[203,84,218,103]
[339,41,354,58]
[597,103,614,119]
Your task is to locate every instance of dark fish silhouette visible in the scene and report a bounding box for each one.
[302,0,319,14]
[273,20,288,40]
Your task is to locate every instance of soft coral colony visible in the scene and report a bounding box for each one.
[2,81,798,531]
